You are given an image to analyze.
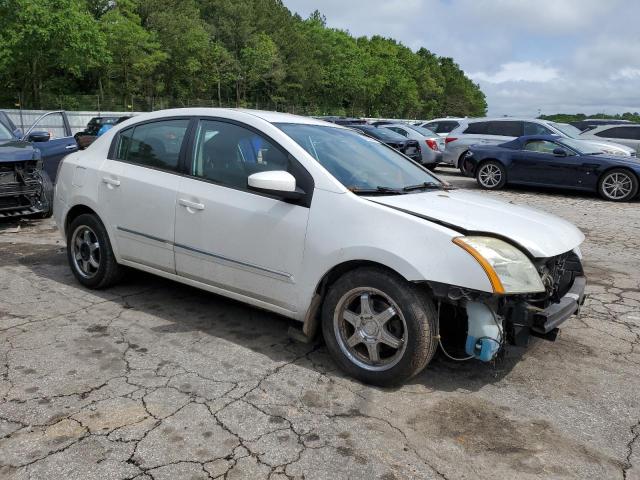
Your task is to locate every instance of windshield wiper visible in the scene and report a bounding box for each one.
[348,186,405,195]
[402,182,444,192]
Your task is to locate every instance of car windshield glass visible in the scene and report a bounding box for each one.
[552,122,583,139]
[560,138,602,155]
[0,122,13,141]
[276,123,441,192]
[355,126,405,142]
[406,124,438,137]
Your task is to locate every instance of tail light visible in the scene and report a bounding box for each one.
[445,137,458,144]
[425,139,439,151]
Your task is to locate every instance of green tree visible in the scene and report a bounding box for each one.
[0,0,106,108]
[99,2,166,107]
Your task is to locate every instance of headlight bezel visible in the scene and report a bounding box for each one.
[453,236,545,295]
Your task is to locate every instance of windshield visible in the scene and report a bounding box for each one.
[0,122,14,141]
[552,122,583,139]
[276,123,440,192]
[406,124,438,138]
[560,138,603,155]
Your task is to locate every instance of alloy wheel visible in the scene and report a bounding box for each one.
[601,172,633,200]
[333,287,407,371]
[71,225,101,278]
[478,163,502,188]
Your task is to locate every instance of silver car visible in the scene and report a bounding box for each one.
[444,118,635,172]
[379,123,444,168]
[580,124,640,154]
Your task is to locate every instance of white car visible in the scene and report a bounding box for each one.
[54,108,586,386]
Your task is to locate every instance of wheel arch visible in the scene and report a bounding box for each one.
[65,204,99,238]
[300,260,413,341]
[598,165,639,183]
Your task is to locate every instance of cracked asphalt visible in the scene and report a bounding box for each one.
[1,167,639,480]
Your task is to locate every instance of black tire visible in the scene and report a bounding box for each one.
[425,163,437,171]
[458,151,470,174]
[321,267,438,386]
[66,213,123,289]
[32,171,54,219]
[476,160,507,190]
[597,169,639,202]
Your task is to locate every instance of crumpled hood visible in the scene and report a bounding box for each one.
[366,190,584,258]
[0,140,38,162]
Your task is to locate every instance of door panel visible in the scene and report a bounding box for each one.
[175,178,308,310]
[510,141,587,187]
[173,118,310,311]
[100,118,190,272]
[27,112,78,181]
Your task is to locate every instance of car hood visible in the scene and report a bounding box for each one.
[366,190,584,258]
[0,140,37,162]
[581,139,635,155]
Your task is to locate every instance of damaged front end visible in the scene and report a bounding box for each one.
[430,249,586,362]
[0,158,53,218]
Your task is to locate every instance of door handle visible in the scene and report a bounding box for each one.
[102,176,121,187]
[179,198,205,211]
[65,144,77,150]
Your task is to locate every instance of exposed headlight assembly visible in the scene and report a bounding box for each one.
[453,236,545,294]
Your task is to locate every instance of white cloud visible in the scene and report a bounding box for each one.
[612,68,640,80]
[283,0,640,116]
[471,62,559,84]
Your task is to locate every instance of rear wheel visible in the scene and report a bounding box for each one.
[67,214,123,289]
[458,151,471,174]
[321,267,438,386]
[476,160,507,190]
[598,169,638,201]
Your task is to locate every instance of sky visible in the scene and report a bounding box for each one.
[282,0,640,116]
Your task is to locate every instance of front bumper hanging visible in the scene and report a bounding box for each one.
[507,275,587,345]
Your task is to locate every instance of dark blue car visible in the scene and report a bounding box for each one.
[0,115,61,218]
[464,135,640,201]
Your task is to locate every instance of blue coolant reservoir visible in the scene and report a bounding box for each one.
[465,301,502,362]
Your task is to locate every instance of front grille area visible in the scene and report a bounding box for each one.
[533,250,584,307]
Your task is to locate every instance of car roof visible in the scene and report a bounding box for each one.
[462,117,555,123]
[113,108,343,128]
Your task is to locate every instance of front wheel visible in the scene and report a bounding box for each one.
[321,267,438,386]
[598,169,638,201]
[476,160,507,190]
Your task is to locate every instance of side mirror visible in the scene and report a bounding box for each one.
[13,128,23,139]
[248,170,305,200]
[28,131,50,143]
[553,147,568,157]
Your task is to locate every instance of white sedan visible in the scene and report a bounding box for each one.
[54,108,586,385]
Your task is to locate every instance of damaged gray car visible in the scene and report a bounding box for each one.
[0,120,53,218]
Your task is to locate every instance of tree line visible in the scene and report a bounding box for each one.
[0,0,487,118]
[539,113,640,124]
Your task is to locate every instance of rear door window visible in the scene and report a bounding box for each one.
[487,121,523,137]
[463,121,489,134]
[596,127,640,140]
[437,121,459,133]
[116,119,189,172]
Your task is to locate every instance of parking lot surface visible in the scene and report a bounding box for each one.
[1,168,639,480]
